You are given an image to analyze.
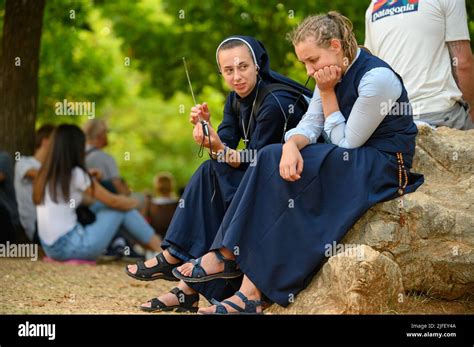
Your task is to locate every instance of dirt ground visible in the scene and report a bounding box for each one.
[0,258,200,314]
[0,258,473,314]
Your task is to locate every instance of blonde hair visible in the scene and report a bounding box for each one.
[153,172,175,197]
[83,119,107,141]
[288,11,358,64]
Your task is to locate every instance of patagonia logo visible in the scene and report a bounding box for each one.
[372,0,419,22]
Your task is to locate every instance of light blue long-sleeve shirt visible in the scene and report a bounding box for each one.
[285,49,403,149]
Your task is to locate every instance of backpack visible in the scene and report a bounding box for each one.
[231,83,309,121]
[230,83,330,144]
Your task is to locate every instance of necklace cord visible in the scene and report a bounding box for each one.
[241,79,262,149]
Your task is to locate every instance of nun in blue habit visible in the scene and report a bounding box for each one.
[173,13,424,314]
[125,35,313,312]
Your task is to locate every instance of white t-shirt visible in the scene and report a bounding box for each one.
[364,0,470,115]
[14,156,41,241]
[37,167,91,246]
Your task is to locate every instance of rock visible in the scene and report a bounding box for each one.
[266,245,404,314]
[271,126,473,313]
[413,125,474,180]
[343,190,473,300]
[342,126,474,300]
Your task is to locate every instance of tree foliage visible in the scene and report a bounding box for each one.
[1,0,473,191]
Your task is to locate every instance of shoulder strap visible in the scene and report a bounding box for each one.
[253,83,308,119]
[231,93,240,117]
[231,84,308,119]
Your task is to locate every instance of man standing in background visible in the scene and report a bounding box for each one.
[365,0,473,129]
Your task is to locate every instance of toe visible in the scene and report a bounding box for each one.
[179,263,191,274]
[198,306,215,314]
[140,301,151,308]
[145,257,158,268]
[128,265,137,274]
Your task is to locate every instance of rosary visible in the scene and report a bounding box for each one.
[241,80,261,148]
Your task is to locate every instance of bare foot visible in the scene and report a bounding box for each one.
[176,250,235,277]
[127,249,180,275]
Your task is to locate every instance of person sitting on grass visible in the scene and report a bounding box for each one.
[83,119,131,195]
[33,124,162,261]
[141,172,180,238]
[14,124,55,243]
[0,150,21,243]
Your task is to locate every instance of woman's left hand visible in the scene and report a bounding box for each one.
[193,121,223,150]
[314,65,342,92]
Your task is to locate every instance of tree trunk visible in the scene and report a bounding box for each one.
[0,0,46,157]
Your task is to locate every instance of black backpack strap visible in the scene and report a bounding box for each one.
[231,84,308,120]
[231,83,311,144]
[253,83,308,120]
[231,93,240,118]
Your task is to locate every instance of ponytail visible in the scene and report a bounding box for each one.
[288,11,358,65]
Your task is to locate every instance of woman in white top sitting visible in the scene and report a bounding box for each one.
[33,124,162,261]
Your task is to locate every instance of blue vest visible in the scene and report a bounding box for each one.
[335,49,417,163]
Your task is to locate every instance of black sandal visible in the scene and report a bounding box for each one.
[204,291,263,315]
[140,287,199,313]
[125,252,181,281]
[172,249,242,283]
